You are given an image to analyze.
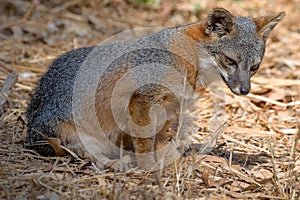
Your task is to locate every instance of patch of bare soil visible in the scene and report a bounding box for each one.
[0,0,299,199]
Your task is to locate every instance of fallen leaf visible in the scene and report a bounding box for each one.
[47,137,68,156]
[32,128,68,156]
[251,168,273,180]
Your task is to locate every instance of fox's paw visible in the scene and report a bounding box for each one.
[136,153,157,171]
[105,155,132,172]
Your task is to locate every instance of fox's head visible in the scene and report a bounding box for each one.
[188,8,285,95]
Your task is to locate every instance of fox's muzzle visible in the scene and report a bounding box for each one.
[221,71,251,96]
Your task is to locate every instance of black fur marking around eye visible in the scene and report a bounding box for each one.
[251,64,259,71]
[224,56,237,66]
[220,55,237,71]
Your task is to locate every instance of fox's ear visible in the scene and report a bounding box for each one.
[254,12,286,41]
[205,8,236,38]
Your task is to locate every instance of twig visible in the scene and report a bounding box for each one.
[247,93,300,107]
[0,72,18,118]
[222,134,271,154]
[268,141,285,198]
[52,0,80,14]
[37,175,70,197]
[0,0,39,30]
[0,62,12,73]
[253,77,300,86]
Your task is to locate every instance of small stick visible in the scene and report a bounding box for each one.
[0,0,39,30]
[0,72,18,117]
[247,93,300,107]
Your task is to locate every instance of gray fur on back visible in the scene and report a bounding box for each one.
[26,47,94,155]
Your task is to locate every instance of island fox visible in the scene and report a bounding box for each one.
[26,8,285,170]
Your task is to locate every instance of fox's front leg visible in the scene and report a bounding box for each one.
[131,117,179,170]
[132,122,176,170]
[128,95,157,170]
[132,137,156,170]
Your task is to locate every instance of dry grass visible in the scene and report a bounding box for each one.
[0,0,299,199]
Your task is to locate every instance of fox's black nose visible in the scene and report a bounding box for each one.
[239,87,250,95]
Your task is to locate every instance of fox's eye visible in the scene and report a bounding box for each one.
[224,57,236,66]
[221,56,237,71]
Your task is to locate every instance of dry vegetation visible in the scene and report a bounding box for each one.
[0,0,300,199]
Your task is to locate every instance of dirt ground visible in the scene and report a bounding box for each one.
[0,0,299,199]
